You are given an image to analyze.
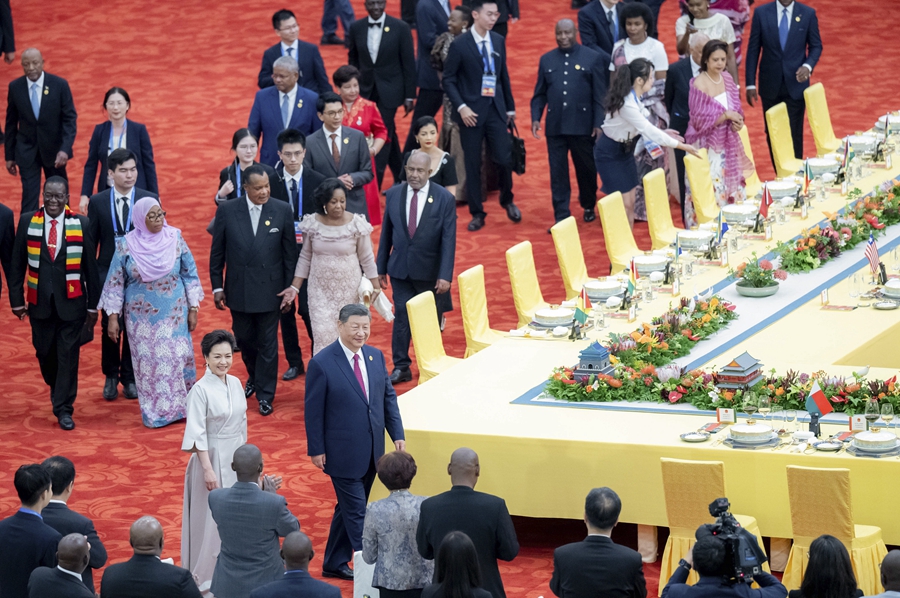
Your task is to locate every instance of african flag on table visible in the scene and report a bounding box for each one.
[804,159,812,194]
[626,259,638,296]
[842,138,855,168]
[805,380,833,416]
[574,287,592,324]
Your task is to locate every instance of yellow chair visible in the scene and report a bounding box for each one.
[550,217,589,300]
[505,241,550,327]
[457,265,505,358]
[737,125,762,198]
[406,291,462,384]
[804,83,842,156]
[783,466,887,595]
[659,458,768,595]
[765,102,805,178]
[597,192,639,275]
[644,168,682,249]
[684,150,720,224]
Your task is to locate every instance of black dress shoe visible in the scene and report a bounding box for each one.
[244,381,256,399]
[122,382,138,399]
[320,33,345,45]
[322,565,354,580]
[258,401,273,416]
[467,215,485,231]
[584,208,596,222]
[103,377,118,401]
[58,415,75,431]
[282,364,304,381]
[390,368,413,384]
[504,203,522,223]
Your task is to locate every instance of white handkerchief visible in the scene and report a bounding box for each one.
[269,228,279,233]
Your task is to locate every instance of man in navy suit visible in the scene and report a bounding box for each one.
[531,19,604,225]
[5,48,77,213]
[745,0,822,165]
[249,532,341,598]
[27,534,95,598]
[249,56,321,168]
[258,9,331,94]
[304,303,405,580]
[377,152,456,384]
[443,0,521,232]
[401,0,449,155]
[578,0,624,83]
[0,464,62,598]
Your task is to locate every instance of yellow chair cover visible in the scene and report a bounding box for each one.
[406,291,462,384]
[737,125,762,199]
[644,168,682,250]
[550,217,590,300]
[684,150,720,224]
[506,241,549,327]
[804,83,842,156]
[765,102,805,178]
[597,192,640,275]
[658,458,768,595]
[783,466,887,595]
[457,265,505,358]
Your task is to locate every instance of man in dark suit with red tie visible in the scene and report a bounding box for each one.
[376,152,456,384]
[9,178,100,430]
[303,304,405,580]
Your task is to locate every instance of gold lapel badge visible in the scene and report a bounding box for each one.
[368,355,373,361]
[384,26,390,32]
[297,99,303,108]
[795,15,800,21]
[44,87,49,95]
[575,64,581,70]
[343,137,349,144]
[427,196,433,203]
[265,220,271,226]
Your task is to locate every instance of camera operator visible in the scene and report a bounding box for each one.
[661,536,787,598]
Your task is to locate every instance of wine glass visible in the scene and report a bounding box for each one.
[785,409,797,433]
[743,392,758,424]
[865,399,881,432]
[771,405,785,435]
[758,395,771,423]
[848,273,860,304]
[892,248,900,278]
[882,403,894,430]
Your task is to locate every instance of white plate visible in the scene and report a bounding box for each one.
[874,301,899,310]
[851,438,900,453]
[680,431,711,443]
[811,440,843,452]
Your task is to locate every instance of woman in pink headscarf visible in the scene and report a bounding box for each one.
[98,197,205,427]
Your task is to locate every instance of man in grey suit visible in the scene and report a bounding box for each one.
[209,444,301,598]
[303,91,373,218]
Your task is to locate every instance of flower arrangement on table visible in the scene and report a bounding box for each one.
[730,253,789,287]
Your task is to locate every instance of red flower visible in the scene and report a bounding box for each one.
[644,377,653,386]
[865,214,886,229]
[668,391,683,403]
[774,269,788,281]
[759,259,773,270]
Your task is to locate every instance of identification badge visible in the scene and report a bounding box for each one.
[294,220,303,244]
[481,75,497,97]
[643,137,665,160]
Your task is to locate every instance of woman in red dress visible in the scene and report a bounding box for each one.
[333,65,389,225]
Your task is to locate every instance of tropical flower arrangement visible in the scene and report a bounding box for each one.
[730,252,788,287]
[775,182,900,273]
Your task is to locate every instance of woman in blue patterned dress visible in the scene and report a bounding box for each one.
[98,197,204,427]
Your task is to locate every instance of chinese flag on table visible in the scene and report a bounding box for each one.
[805,380,834,416]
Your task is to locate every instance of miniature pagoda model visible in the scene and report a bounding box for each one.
[573,342,615,382]
[716,351,764,390]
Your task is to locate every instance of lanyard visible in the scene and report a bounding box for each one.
[110,187,135,236]
[297,175,303,217]
[108,119,127,152]
[479,38,494,75]
[234,159,242,194]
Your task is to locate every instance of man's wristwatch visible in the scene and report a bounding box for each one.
[679,558,692,570]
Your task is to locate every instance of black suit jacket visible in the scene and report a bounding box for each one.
[268,166,325,222]
[348,15,417,111]
[79,120,158,197]
[0,511,62,598]
[209,197,298,313]
[217,162,278,202]
[415,0,449,91]
[417,486,519,598]
[0,202,13,301]
[87,187,159,284]
[5,72,77,165]
[531,44,606,137]
[551,535,646,598]
[249,570,342,598]
[664,57,694,135]
[100,554,202,598]
[0,0,13,54]
[40,502,108,592]
[376,182,456,282]
[9,212,101,320]
[578,1,625,70]
[27,567,94,598]
[443,31,514,125]
[257,41,331,94]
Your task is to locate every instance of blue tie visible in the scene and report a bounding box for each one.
[286,46,293,57]
[480,41,492,74]
[779,7,789,50]
[281,93,290,128]
[30,83,40,120]
[290,178,299,218]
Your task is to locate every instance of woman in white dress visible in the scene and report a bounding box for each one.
[180,329,248,594]
[675,0,738,83]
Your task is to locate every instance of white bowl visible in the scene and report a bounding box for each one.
[767,180,800,199]
[721,204,759,223]
[583,280,625,300]
[808,157,840,176]
[793,430,815,442]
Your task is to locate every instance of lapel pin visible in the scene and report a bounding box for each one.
[368,355,373,361]
[384,26,390,32]
[265,220,271,226]
[427,196,433,203]
[795,15,800,21]
[297,99,303,108]
[575,64,581,70]
[43,87,49,95]
[343,137,349,144]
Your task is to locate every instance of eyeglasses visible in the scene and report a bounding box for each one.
[105,100,128,108]
[279,23,300,32]
[322,109,344,117]
[147,211,167,222]
[279,151,305,159]
[42,192,67,201]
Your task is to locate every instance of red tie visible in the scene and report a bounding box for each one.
[353,354,367,401]
[408,190,419,237]
[48,219,58,261]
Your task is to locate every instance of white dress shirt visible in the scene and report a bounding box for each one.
[406,181,429,229]
[690,57,701,78]
[601,92,680,148]
[57,566,83,580]
[29,72,45,114]
[281,84,298,126]
[281,40,300,59]
[367,15,386,63]
[324,125,343,157]
[113,186,135,232]
[338,337,369,397]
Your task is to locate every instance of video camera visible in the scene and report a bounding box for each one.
[695,498,768,583]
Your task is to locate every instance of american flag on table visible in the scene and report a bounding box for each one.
[865,233,879,274]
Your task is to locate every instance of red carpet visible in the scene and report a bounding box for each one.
[0,0,896,595]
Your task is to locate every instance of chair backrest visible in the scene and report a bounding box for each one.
[766,102,802,178]
[458,265,493,354]
[407,291,447,367]
[804,83,839,156]
[597,192,640,275]
[643,168,678,250]
[550,217,589,300]
[506,241,545,327]
[785,466,855,542]
[684,150,720,224]
[660,458,725,530]
[737,125,762,198]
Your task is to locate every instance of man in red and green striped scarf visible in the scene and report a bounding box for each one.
[9,177,100,431]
